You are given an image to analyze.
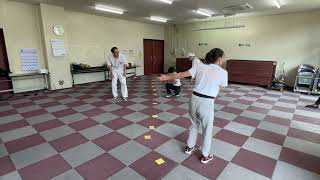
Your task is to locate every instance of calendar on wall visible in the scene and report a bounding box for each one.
[20,48,40,71]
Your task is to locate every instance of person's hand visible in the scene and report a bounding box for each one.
[158,74,169,81]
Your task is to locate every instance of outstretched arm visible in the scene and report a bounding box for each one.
[159,71,191,81]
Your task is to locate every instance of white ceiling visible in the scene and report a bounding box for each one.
[12,0,320,24]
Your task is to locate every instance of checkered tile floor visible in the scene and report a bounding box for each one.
[1,75,320,180]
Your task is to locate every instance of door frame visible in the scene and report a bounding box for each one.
[143,39,164,75]
[0,28,10,71]
[0,28,12,93]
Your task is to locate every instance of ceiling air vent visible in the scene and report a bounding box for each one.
[222,3,253,14]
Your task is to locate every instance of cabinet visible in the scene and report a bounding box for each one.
[227,60,277,87]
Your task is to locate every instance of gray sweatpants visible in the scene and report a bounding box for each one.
[187,94,214,157]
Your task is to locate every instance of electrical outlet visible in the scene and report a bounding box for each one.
[239,43,251,47]
[58,80,64,85]
[199,43,208,46]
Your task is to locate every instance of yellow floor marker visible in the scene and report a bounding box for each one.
[152,115,158,118]
[152,102,158,105]
[144,135,151,140]
[149,125,155,130]
[155,158,165,165]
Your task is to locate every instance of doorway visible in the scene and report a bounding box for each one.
[0,28,12,94]
[143,39,164,75]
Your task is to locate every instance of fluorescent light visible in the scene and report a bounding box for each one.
[94,5,124,14]
[196,9,213,17]
[272,0,281,8]
[150,16,167,23]
[191,25,245,31]
[158,0,173,4]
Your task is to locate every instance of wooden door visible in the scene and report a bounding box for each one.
[152,40,164,74]
[143,39,154,75]
[143,39,164,75]
[0,29,11,94]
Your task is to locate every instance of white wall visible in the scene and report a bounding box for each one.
[165,11,320,86]
[0,1,46,92]
[0,0,165,92]
[65,10,164,84]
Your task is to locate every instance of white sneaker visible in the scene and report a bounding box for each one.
[113,96,118,100]
[123,97,128,102]
[201,155,213,164]
[185,146,195,155]
[175,94,180,97]
[166,94,172,98]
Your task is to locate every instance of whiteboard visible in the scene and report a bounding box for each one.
[51,39,66,57]
[20,48,39,71]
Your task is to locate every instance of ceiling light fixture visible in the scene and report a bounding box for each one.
[191,25,245,31]
[196,9,213,17]
[158,0,173,4]
[272,0,281,8]
[94,5,124,14]
[150,16,168,23]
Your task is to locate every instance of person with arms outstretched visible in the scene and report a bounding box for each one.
[159,48,228,164]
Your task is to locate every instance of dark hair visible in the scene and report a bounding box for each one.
[111,47,118,53]
[168,67,175,73]
[205,48,224,64]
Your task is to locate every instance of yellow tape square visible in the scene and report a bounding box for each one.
[144,135,151,140]
[149,126,155,130]
[151,115,158,118]
[155,158,165,165]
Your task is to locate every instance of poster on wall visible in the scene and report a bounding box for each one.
[51,39,66,57]
[20,48,40,71]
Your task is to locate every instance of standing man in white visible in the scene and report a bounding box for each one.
[107,47,128,101]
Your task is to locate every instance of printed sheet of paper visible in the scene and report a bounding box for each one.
[51,39,66,57]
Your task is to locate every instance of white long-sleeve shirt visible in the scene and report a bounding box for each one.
[107,54,127,74]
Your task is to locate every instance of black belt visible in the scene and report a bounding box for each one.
[193,91,215,99]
